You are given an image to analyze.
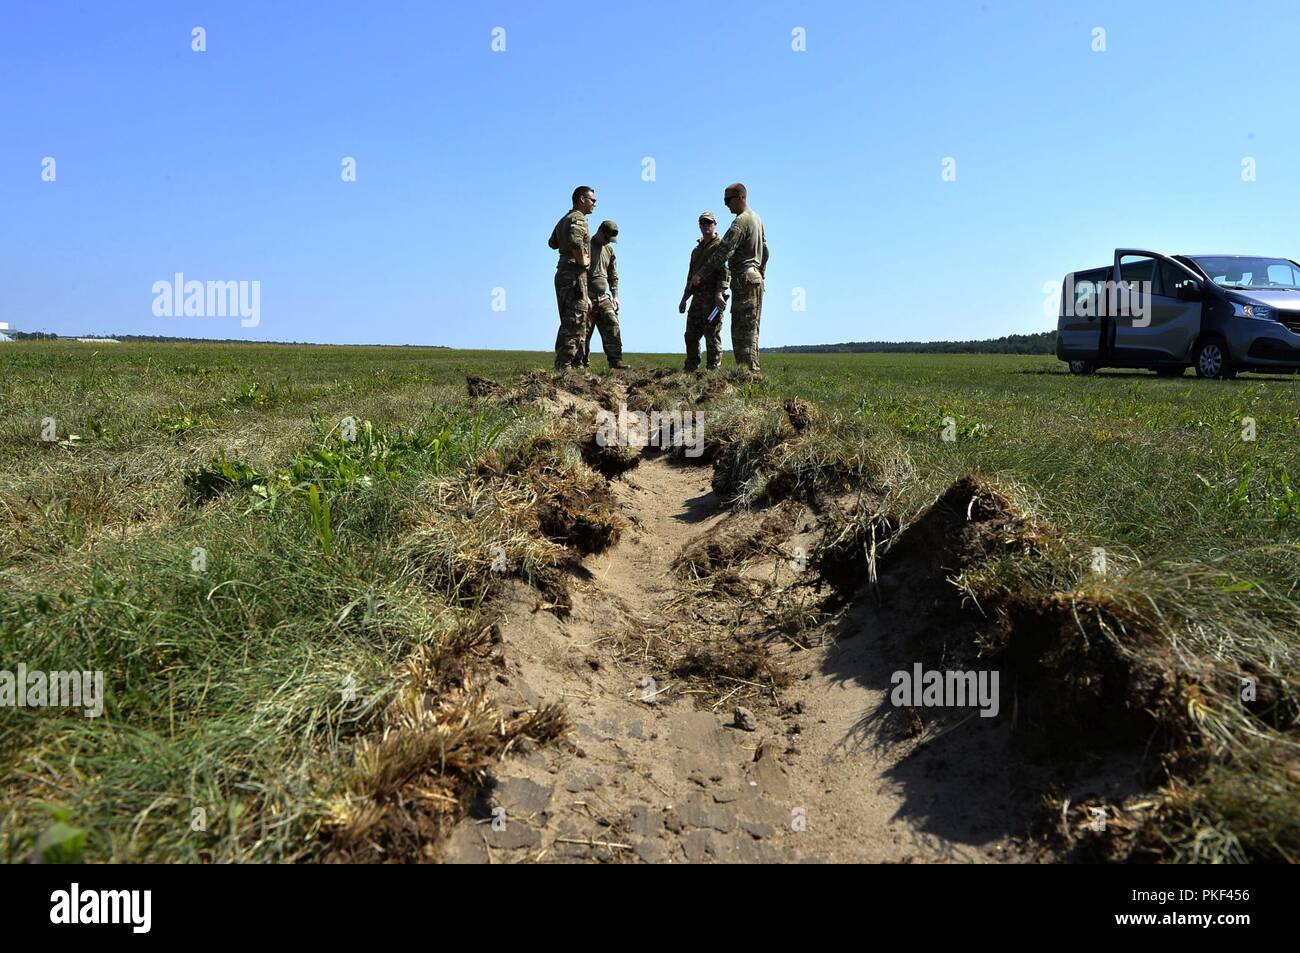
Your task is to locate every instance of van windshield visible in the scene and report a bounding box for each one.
[1188,256,1300,290]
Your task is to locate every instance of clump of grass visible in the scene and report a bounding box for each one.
[403,421,626,606]
[402,471,569,603]
[814,497,898,594]
[709,407,793,503]
[673,501,801,580]
[466,374,503,399]
[670,638,793,694]
[321,631,567,862]
[1152,741,1300,863]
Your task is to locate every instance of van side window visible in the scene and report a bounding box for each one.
[1119,256,1155,288]
[1157,260,1195,297]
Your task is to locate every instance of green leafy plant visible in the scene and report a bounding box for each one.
[305,483,332,556]
[32,805,86,863]
[1266,464,1300,527]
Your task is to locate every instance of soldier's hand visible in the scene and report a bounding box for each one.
[678,297,688,314]
[613,297,620,312]
[714,293,727,313]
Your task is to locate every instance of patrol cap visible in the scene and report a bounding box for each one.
[599,220,619,240]
[698,211,716,224]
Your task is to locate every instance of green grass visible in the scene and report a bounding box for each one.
[1,342,1297,862]
[748,353,1300,577]
[0,343,541,861]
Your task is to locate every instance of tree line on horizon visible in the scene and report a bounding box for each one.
[4,329,1057,354]
[763,331,1055,355]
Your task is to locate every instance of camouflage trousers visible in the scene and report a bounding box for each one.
[553,268,589,369]
[730,275,764,370]
[684,297,722,370]
[582,295,623,366]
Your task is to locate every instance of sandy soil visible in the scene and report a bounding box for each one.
[441,451,1045,863]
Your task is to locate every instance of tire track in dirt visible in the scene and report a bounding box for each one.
[441,449,1041,863]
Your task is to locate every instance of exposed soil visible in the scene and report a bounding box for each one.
[440,449,1051,863]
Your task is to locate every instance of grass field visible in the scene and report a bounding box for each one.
[2,342,1297,862]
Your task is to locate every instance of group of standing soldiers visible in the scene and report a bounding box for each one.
[548,183,769,372]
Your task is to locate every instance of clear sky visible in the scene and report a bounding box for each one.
[3,1,1298,348]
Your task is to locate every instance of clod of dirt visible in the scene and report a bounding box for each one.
[580,432,641,479]
[989,589,1180,749]
[783,397,816,433]
[506,370,560,406]
[696,375,734,405]
[466,374,502,399]
[673,502,800,579]
[553,372,616,411]
[733,707,757,732]
[814,498,896,594]
[533,565,575,618]
[833,472,1192,779]
[817,474,1039,603]
[671,639,791,691]
[884,475,1044,585]
[514,463,624,554]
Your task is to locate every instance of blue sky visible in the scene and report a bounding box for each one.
[3,0,1298,348]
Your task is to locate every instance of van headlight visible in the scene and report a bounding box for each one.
[1234,302,1273,320]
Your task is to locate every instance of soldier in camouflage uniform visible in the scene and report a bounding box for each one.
[582,220,627,368]
[679,211,728,371]
[691,183,768,371]
[549,186,596,368]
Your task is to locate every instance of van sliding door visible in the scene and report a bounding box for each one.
[1113,250,1203,364]
[1059,269,1106,358]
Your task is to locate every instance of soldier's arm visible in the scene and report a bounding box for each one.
[567,218,590,268]
[760,233,770,278]
[609,251,619,300]
[720,263,730,293]
[694,222,742,284]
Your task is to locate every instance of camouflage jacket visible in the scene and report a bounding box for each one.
[694,208,767,286]
[589,241,618,299]
[685,235,729,298]
[548,209,590,272]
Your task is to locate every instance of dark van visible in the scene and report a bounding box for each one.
[1057,249,1300,378]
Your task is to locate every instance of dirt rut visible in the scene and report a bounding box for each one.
[441,454,1041,863]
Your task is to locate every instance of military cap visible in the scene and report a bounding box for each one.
[698,211,717,224]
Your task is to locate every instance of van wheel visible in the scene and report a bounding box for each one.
[1155,366,1185,377]
[1195,341,1235,380]
[1068,360,1096,375]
